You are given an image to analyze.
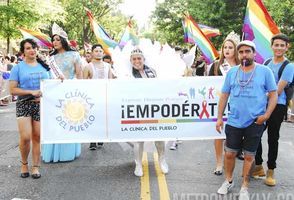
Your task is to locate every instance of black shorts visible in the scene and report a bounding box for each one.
[16,100,40,121]
[225,122,265,156]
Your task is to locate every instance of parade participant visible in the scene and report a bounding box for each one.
[216,40,277,199]
[83,44,114,150]
[103,55,117,79]
[253,33,294,186]
[102,55,113,65]
[130,48,169,177]
[10,55,17,66]
[41,23,83,163]
[9,39,50,178]
[85,51,92,64]
[209,32,240,175]
[0,55,9,106]
[191,55,207,76]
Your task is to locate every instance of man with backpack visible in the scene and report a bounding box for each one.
[253,33,294,186]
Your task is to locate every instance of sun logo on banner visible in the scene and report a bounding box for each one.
[63,100,89,124]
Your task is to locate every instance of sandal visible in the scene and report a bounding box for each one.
[20,161,30,178]
[31,166,41,179]
[213,168,223,176]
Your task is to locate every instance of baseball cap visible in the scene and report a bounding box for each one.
[237,40,256,51]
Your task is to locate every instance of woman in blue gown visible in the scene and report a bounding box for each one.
[41,23,83,162]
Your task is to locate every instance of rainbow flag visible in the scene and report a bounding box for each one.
[118,20,139,48]
[183,15,219,64]
[19,28,52,48]
[199,24,221,38]
[85,8,117,54]
[242,0,280,63]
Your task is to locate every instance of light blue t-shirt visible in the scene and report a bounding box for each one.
[52,51,82,79]
[9,61,50,90]
[222,64,277,128]
[265,59,294,105]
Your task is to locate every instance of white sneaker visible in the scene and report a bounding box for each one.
[169,142,178,150]
[239,187,249,200]
[159,157,169,174]
[134,163,143,177]
[217,180,234,195]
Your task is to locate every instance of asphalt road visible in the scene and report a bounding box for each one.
[0,103,293,200]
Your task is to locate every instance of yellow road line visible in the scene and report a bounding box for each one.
[154,153,170,200]
[141,152,151,200]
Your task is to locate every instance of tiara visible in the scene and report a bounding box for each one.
[131,48,143,56]
[52,23,68,39]
[225,31,240,45]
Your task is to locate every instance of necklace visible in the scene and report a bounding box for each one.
[236,65,256,88]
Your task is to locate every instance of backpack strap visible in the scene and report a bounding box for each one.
[277,60,290,80]
[264,58,272,66]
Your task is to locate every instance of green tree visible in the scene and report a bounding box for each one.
[152,0,187,45]
[0,0,38,53]
[152,0,246,49]
[264,0,294,60]
[152,0,293,60]
[0,0,64,53]
[188,0,246,47]
[60,0,126,51]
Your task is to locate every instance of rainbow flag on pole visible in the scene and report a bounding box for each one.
[19,28,52,48]
[242,0,280,63]
[183,15,219,64]
[198,24,221,38]
[118,19,139,48]
[85,7,117,54]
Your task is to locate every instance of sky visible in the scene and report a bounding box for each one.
[119,0,164,28]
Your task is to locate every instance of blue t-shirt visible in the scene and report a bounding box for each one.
[222,64,277,128]
[9,61,50,90]
[265,59,294,105]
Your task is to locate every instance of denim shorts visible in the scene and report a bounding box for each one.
[225,122,265,156]
[16,100,40,121]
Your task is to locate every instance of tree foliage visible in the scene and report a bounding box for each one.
[0,0,126,53]
[151,0,293,60]
[264,0,294,60]
[59,0,127,50]
[0,0,64,52]
[151,0,246,49]
[0,1,39,44]
[188,0,246,47]
[151,0,187,45]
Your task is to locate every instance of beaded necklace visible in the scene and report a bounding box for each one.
[236,64,256,88]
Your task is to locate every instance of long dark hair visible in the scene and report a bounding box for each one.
[50,34,75,56]
[20,38,50,71]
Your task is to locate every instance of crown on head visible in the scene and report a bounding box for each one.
[130,48,144,56]
[52,23,68,39]
[225,31,240,45]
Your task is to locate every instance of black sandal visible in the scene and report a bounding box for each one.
[20,161,30,178]
[31,166,41,179]
[213,169,223,176]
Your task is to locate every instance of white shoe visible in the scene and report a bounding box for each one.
[169,142,178,150]
[134,163,143,177]
[217,180,234,195]
[239,187,249,200]
[159,157,169,174]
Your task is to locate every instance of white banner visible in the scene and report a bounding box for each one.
[41,77,228,144]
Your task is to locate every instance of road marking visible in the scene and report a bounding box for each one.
[154,153,170,200]
[141,152,151,200]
